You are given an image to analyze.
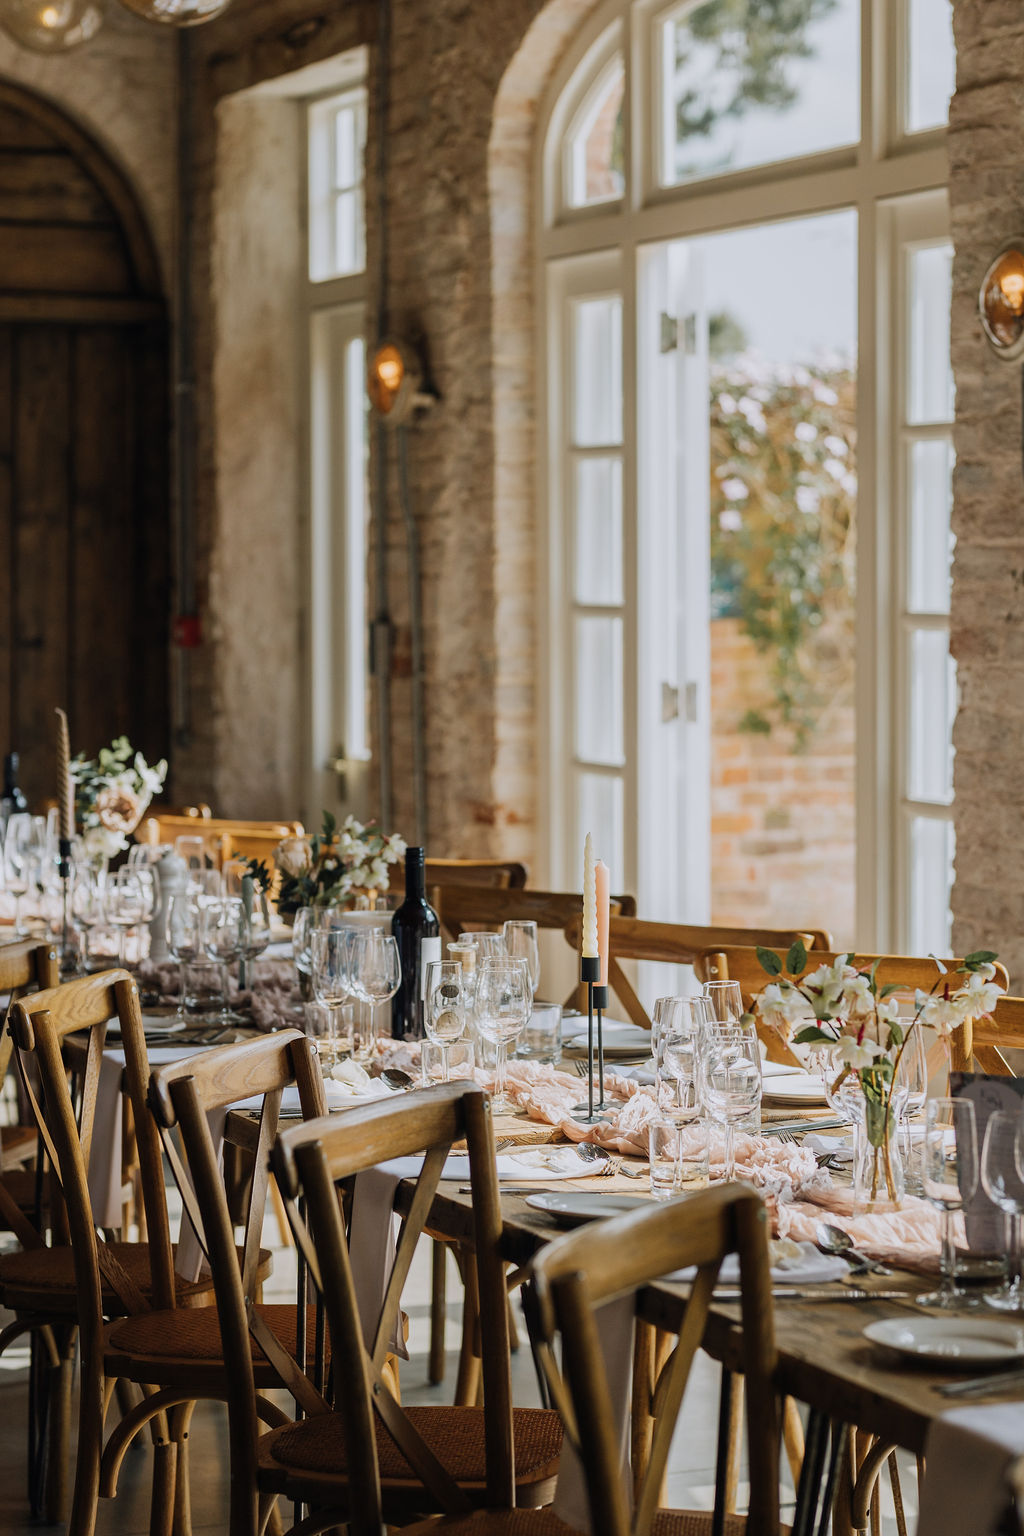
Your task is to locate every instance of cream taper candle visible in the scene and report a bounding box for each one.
[595,860,610,987]
[55,707,73,842]
[582,832,598,958]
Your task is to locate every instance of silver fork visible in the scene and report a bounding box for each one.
[597,1159,621,1177]
[770,1129,799,1145]
[572,1059,591,1079]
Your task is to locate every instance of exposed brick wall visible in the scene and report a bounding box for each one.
[711,619,856,946]
[949,0,1024,977]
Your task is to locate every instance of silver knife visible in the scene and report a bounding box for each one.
[712,1287,915,1302]
[939,1368,1024,1398]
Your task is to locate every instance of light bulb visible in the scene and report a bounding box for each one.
[0,0,102,51]
[116,0,229,23]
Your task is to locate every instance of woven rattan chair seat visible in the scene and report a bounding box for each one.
[261,1404,562,1487]
[108,1301,322,1365]
[398,1508,761,1536]
[0,1241,267,1315]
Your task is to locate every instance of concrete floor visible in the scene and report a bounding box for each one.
[0,1213,914,1534]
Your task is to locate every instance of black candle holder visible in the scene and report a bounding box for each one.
[57,837,73,978]
[572,955,609,1124]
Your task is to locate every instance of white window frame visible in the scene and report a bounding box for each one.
[301,57,370,822]
[536,0,952,949]
[307,84,368,283]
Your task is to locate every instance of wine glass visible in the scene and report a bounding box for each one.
[167,893,203,1022]
[702,979,745,1025]
[475,932,507,963]
[4,812,32,935]
[175,835,208,890]
[310,927,354,1071]
[917,1096,979,1311]
[239,880,272,992]
[71,865,105,971]
[656,997,711,1126]
[106,868,154,966]
[202,897,250,1022]
[502,920,540,996]
[349,928,401,1061]
[982,1110,1024,1313]
[425,959,467,1083]
[700,1024,762,1184]
[475,957,530,1114]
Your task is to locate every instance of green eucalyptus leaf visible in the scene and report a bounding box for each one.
[785,939,807,977]
[964,950,998,969]
[756,946,783,976]
[793,1025,835,1045]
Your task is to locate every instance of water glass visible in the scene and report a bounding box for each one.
[649,1117,711,1199]
[917,1096,979,1311]
[982,1109,1024,1312]
[649,1118,683,1200]
[701,1025,762,1183]
[702,979,745,1024]
[425,960,467,1083]
[517,1000,562,1064]
[895,1023,928,1193]
[502,920,540,996]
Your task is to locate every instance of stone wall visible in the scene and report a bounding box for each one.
[710,619,856,947]
[949,0,1024,978]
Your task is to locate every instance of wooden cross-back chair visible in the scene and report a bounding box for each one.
[693,946,1010,1068]
[949,993,1024,1076]
[0,970,237,1536]
[404,1184,781,1536]
[138,814,305,870]
[0,938,60,1224]
[247,1082,562,1536]
[563,917,832,1036]
[434,884,637,960]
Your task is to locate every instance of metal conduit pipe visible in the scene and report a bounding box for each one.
[172,31,197,749]
[371,0,394,825]
[397,425,427,846]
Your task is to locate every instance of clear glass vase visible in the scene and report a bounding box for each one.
[852,1105,905,1213]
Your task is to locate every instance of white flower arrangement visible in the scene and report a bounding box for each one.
[72,737,167,861]
[248,811,406,915]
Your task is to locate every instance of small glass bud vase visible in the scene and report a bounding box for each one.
[852,1101,905,1214]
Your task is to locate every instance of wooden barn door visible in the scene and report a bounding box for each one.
[0,87,169,803]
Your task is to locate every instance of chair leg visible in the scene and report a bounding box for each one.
[429,1239,447,1385]
[783,1395,806,1486]
[269,1176,293,1250]
[150,1437,179,1536]
[453,1246,481,1407]
[171,1402,195,1536]
[67,1327,105,1536]
[45,1327,76,1525]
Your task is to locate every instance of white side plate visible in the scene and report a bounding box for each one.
[863,1316,1024,1365]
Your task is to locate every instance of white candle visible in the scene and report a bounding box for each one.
[582,833,598,958]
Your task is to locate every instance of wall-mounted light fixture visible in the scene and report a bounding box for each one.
[367,337,434,425]
[0,0,102,51]
[979,240,1024,361]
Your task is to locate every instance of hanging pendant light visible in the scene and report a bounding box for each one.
[0,0,102,51]
[116,0,229,24]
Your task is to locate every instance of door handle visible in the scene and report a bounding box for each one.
[661,683,680,723]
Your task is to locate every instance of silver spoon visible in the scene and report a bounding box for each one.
[380,1068,414,1091]
[575,1143,609,1162]
[814,1221,893,1276]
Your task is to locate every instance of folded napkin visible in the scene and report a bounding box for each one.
[761,1060,805,1079]
[803,1133,854,1163]
[670,1241,848,1287]
[439,1147,605,1182]
[918,1404,1024,1536]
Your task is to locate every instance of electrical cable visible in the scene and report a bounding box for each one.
[371,0,394,824]
[397,424,428,845]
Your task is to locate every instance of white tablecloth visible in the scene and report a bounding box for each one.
[918,1403,1024,1535]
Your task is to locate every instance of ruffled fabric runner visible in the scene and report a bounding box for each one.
[137,957,302,1031]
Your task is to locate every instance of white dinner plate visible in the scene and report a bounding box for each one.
[762,1074,828,1107]
[525,1191,650,1225]
[563,1022,653,1059]
[863,1316,1024,1366]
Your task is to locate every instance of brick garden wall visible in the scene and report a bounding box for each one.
[710,619,856,946]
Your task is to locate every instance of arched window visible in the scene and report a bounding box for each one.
[538,0,955,951]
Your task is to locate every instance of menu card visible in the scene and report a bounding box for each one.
[949,1071,1024,1254]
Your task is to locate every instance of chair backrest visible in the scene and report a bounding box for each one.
[434,884,637,958]
[696,946,1012,1066]
[524,1183,779,1536]
[0,938,60,1081]
[563,918,832,1033]
[949,993,1024,1076]
[138,814,304,870]
[10,969,175,1307]
[149,1030,326,1536]
[270,1081,515,1536]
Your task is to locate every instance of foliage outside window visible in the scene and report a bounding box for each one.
[709,354,856,746]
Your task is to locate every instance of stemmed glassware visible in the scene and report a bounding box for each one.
[71,865,105,971]
[167,894,203,1023]
[703,979,745,1025]
[502,920,540,997]
[239,881,272,991]
[4,813,32,935]
[981,1109,1024,1313]
[425,959,468,1083]
[202,897,250,1023]
[475,956,530,1113]
[105,867,157,965]
[917,1096,978,1311]
[349,928,401,1061]
[310,927,354,1071]
[656,997,710,1125]
[700,1024,762,1184]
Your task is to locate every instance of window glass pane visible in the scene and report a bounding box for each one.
[308,87,367,282]
[574,615,624,765]
[574,457,623,605]
[907,0,955,134]
[908,629,956,803]
[909,244,954,424]
[908,814,954,955]
[576,772,624,890]
[908,438,954,614]
[661,0,859,188]
[573,297,622,446]
[568,59,625,207]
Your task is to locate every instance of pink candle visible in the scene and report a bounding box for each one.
[595,860,610,987]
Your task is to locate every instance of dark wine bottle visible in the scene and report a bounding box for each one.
[1,752,27,827]
[391,846,441,1040]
